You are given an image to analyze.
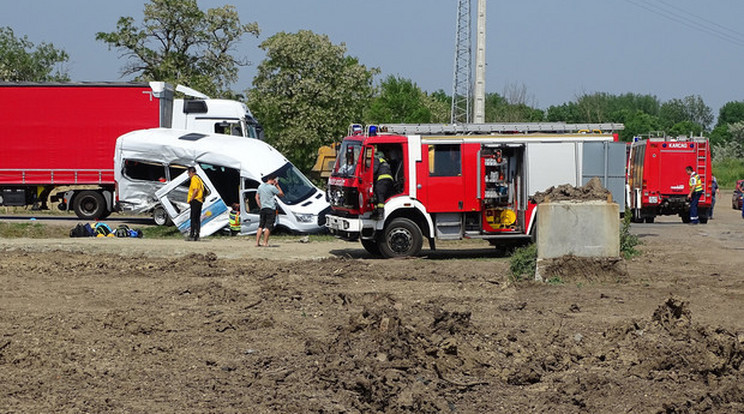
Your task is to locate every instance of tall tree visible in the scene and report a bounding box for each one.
[96,0,259,97]
[365,75,432,123]
[659,95,713,131]
[0,26,69,82]
[484,92,544,122]
[716,101,744,128]
[248,30,378,171]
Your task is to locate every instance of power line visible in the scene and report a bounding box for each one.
[623,0,744,48]
[657,0,744,41]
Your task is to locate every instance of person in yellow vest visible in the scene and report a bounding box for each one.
[228,203,241,235]
[686,165,703,225]
[186,166,205,241]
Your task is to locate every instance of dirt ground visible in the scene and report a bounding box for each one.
[2,205,744,413]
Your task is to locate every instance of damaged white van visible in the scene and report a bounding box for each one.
[114,128,330,237]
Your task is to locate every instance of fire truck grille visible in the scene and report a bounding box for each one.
[328,186,359,210]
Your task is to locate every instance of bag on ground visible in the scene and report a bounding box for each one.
[70,223,95,238]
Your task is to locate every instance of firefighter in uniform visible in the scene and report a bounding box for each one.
[373,151,394,216]
[686,165,703,224]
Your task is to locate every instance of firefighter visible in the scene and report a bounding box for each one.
[373,150,394,216]
[686,165,703,224]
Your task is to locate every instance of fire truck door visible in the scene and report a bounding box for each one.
[422,144,465,212]
[358,145,377,212]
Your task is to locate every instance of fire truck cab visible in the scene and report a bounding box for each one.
[326,123,626,258]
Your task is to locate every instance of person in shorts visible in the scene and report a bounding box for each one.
[255,174,284,247]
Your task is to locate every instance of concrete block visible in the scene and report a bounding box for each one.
[536,201,619,259]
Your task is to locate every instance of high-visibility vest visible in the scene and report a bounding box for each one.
[228,210,240,231]
[689,172,703,193]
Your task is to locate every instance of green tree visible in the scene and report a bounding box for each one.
[659,95,713,131]
[423,89,451,123]
[365,75,431,123]
[484,92,544,122]
[96,0,259,97]
[248,30,378,171]
[621,111,662,142]
[0,26,69,82]
[716,101,744,128]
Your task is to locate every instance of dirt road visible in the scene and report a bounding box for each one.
[2,206,744,413]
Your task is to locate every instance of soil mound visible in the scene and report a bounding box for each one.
[306,298,486,412]
[539,255,627,282]
[532,176,611,203]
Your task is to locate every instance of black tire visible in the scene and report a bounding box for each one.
[361,239,382,257]
[73,191,105,220]
[644,216,655,223]
[699,210,709,224]
[152,206,171,226]
[680,214,691,224]
[378,217,423,258]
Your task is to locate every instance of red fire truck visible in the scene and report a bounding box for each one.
[325,123,626,258]
[625,136,712,224]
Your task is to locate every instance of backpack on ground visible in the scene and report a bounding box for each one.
[94,222,114,237]
[115,224,130,238]
[70,223,95,238]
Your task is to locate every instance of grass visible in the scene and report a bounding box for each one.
[0,222,69,238]
[713,158,744,188]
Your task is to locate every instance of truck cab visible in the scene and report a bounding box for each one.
[169,84,262,139]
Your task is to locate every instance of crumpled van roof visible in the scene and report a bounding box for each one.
[116,127,288,179]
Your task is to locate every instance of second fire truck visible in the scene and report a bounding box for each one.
[625,136,713,224]
[325,123,627,258]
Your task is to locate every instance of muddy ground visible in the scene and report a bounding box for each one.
[2,206,744,413]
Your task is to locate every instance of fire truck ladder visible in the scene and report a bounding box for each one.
[696,139,708,197]
[377,122,625,135]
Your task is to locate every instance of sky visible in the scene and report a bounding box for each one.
[4,0,744,116]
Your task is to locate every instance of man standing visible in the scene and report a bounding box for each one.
[187,166,205,241]
[686,166,703,225]
[255,174,284,247]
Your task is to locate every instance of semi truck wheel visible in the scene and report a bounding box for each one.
[361,239,381,257]
[152,206,171,226]
[73,191,105,220]
[378,217,422,258]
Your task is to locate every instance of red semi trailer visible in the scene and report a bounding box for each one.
[0,82,259,220]
[625,136,712,224]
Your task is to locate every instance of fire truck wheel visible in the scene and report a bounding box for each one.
[73,191,106,220]
[379,218,422,258]
[361,239,382,257]
[644,217,655,223]
[680,214,691,224]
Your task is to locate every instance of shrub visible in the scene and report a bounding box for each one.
[620,213,641,259]
[509,243,536,281]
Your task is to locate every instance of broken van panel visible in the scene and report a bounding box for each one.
[155,165,230,238]
[115,128,330,236]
